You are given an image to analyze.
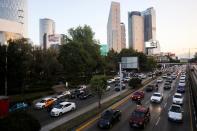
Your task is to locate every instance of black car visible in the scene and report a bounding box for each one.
[78,93,93,100]
[97,109,121,129]
[164,82,171,90]
[145,85,154,92]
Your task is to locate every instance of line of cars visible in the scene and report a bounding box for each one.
[96,66,187,129]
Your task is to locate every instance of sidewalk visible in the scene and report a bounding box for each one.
[41,78,152,131]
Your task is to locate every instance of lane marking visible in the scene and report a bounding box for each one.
[155,117,160,126]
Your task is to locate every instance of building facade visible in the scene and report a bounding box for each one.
[128,11,145,52]
[142,7,160,55]
[39,18,55,49]
[120,22,126,49]
[0,0,28,45]
[107,2,121,52]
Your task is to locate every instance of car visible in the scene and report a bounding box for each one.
[162,74,167,79]
[50,102,76,117]
[172,74,177,80]
[106,85,111,91]
[97,109,121,129]
[131,91,145,101]
[164,82,171,90]
[107,79,115,84]
[145,84,154,92]
[173,93,183,105]
[54,91,71,99]
[114,84,126,91]
[157,78,163,83]
[46,98,67,112]
[9,102,28,112]
[150,92,163,103]
[178,81,186,87]
[123,77,131,82]
[168,104,183,122]
[138,73,146,79]
[177,87,185,93]
[129,105,150,128]
[78,93,93,100]
[35,97,56,109]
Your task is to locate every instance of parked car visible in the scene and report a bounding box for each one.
[168,104,183,122]
[150,92,163,103]
[106,85,111,91]
[78,93,93,100]
[9,102,28,112]
[97,109,121,129]
[178,81,186,87]
[162,74,167,79]
[114,84,126,91]
[50,102,76,117]
[156,78,163,83]
[131,91,145,101]
[35,97,56,109]
[173,93,183,105]
[129,105,150,128]
[177,86,185,93]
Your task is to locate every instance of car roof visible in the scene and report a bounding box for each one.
[135,105,148,112]
[60,102,72,105]
[43,97,52,100]
[174,93,182,96]
[153,92,161,95]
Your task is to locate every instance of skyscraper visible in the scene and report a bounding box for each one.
[120,23,126,49]
[128,11,145,52]
[107,2,121,52]
[142,7,159,54]
[0,0,28,45]
[39,18,55,49]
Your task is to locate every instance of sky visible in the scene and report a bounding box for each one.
[28,0,197,58]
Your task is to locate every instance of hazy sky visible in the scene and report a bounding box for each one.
[28,0,197,58]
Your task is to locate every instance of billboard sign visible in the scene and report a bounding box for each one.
[121,57,139,69]
[145,41,158,48]
[48,34,61,45]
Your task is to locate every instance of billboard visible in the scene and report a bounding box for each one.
[48,34,61,45]
[145,40,158,48]
[121,57,139,69]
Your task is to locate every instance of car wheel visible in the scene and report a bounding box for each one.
[71,107,75,111]
[59,112,62,116]
[42,105,45,109]
[142,123,146,129]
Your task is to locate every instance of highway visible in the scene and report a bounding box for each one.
[77,70,194,131]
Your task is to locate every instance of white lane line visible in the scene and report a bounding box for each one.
[155,117,160,126]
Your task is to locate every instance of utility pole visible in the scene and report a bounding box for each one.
[5,45,7,96]
[119,62,122,90]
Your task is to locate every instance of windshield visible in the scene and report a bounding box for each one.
[40,100,46,103]
[170,106,181,113]
[153,94,161,97]
[101,110,113,119]
[132,111,145,118]
[174,95,182,98]
[54,104,63,109]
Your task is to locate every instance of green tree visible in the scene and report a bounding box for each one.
[90,75,107,108]
[128,78,142,89]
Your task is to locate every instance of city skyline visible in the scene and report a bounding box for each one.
[28,0,197,58]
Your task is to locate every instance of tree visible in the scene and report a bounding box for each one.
[90,75,107,108]
[129,78,142,89]
[0,45,6,95]
[0,112,41,131]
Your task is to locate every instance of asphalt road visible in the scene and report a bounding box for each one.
[80,69,193,131]
[28,77,151,126]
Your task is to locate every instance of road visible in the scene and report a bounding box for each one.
[77,69,193,131]
[28,77,151,126]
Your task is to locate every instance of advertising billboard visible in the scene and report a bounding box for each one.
[145,40,158,48]
[48,34,61,45]
[121,57,139,69]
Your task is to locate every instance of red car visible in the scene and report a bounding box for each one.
[129,105,150,128]
[131,91,145,101]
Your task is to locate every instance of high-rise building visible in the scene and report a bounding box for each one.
[142,7,160,54]
[0,0,28,45]
[120,23,126,49]
[39,18,55,49]
[107,2,121,52]
[128,11,145,52]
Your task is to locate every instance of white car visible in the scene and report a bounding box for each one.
[178,81,186,87]
[150,92,163,103]
[106,85,111,91]
[55,91,71,99]
[157,78,163,83]
[138,73,146,79]
[173,93,183,105]
[168,104,183,122]
[50,102,76,116]
[162,75,167,78]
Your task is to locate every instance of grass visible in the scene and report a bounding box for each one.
[51,77,156,131]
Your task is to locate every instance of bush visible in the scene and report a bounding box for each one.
[0,112,41,131]
[129,78,142,89]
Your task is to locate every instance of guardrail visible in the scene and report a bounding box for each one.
[188,65,197,128]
